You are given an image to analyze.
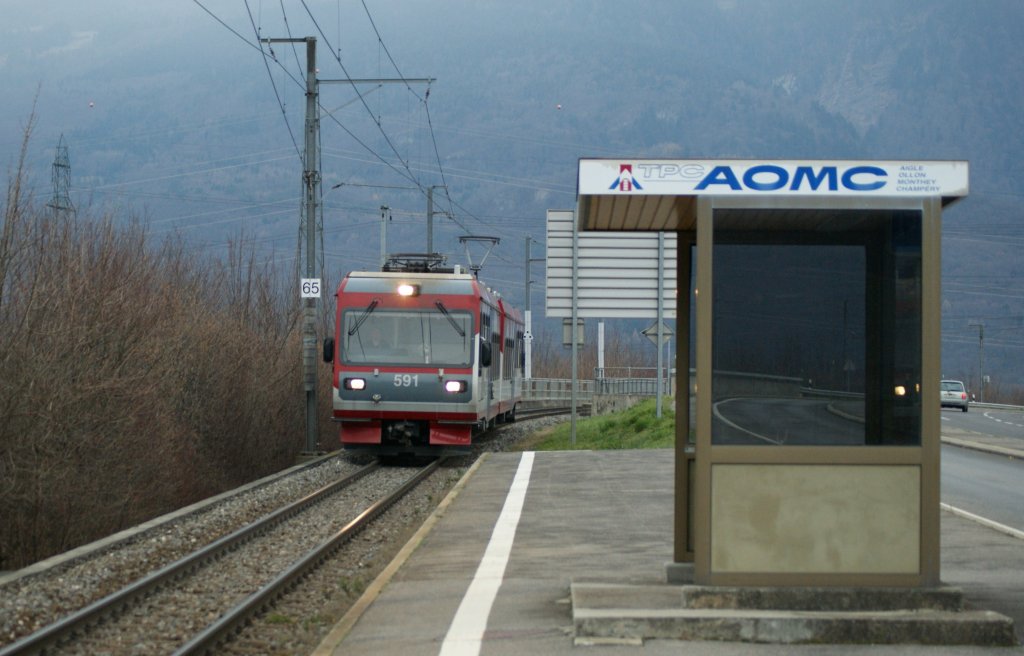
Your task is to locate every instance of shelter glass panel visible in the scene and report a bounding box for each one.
[710,209,922,446]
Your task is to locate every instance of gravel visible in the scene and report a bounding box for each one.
[0,414,563,655]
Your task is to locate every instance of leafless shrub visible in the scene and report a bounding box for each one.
[0,126,314,569]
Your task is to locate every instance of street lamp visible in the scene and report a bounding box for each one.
[968,320,985,402]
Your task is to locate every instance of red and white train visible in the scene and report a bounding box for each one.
[322,264,524,456]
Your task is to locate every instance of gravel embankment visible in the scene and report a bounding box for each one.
[0,415,563,654]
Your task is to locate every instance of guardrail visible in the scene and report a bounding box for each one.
[799,388,1024,413]
[525,375,673,401]
[594,367,673,396]
[522,378,594,402]
[799,387,864,400]
[967,401,1024,412]
[596,377,673,395]
[526,377,1024,413]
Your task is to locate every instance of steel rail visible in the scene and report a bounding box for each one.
[174,458,444,655]
[0,451,347,590]
[517,405,588,420]
[0,462,380,656]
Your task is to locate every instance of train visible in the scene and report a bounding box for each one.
[322,260,524,456]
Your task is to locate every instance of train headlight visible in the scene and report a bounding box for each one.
[344,377,367,391]
[397,283,420,297]
[444,380,466,393]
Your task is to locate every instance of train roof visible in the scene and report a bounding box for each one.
[341,270,484,298]
[345,270,476,282]
[338,271,521,319]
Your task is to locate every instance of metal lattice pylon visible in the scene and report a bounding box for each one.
[48,134,75,219]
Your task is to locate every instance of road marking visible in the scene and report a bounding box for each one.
[713,399,782,445]
[983,411,1024,429]
[440,451,535,656]
[941,503,1024,541]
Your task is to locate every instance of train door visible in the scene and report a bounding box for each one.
[479,307,494,414]
[487,304,497,407]
[497,300,507,409]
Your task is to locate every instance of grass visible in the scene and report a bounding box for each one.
[339,576,366,596]
[515,398,677,451]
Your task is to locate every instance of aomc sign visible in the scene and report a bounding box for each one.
[579,159,969,198]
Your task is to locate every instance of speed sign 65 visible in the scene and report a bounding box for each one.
[300,278,321,298]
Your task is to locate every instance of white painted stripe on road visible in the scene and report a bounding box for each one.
[713,399,781,445]
[439,451,535,656]
[941,503,1024,541]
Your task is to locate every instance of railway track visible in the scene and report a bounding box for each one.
[0,459,443,656]
[1,409,571,654]
[516,404,589,421]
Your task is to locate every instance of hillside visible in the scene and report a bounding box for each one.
[2,0,1023,389]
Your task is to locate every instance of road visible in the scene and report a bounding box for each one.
[942,445,1023,531]
[941,405,1024,444]
[941,406,1024,533]
[712,397,864,445]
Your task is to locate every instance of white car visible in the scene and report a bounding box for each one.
[940,379,969,412]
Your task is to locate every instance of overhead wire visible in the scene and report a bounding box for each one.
[243,0,303,160]
[76,152,298,192]
[302,0,514,244]
[192,0,266,54]
[317,106,422,189]
[356,0,548,238]
[356,0,462,230]
[359,0,424,101]
[423,96,457,223]
[278,0,307,83]
[195,1,543,266]
[298,0,422,189]
[319,145,573,194]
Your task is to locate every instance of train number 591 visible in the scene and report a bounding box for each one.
[394,374,419,387]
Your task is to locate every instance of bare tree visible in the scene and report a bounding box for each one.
[0,125,309,569]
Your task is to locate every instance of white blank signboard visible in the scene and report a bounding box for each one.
[545,209,678,319]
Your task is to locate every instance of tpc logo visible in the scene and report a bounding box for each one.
[609,164,643,191]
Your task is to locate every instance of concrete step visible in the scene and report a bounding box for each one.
[571,583,1018,646]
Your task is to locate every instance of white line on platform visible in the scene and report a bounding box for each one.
[439,451,535,656]
[941,503,1024,541]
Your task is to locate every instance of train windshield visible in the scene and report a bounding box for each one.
[341,308,473,366]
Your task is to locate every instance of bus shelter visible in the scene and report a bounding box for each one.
[576,159,968,587]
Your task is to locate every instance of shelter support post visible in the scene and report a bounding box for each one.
[693,196,714,585]
[671,232,695,573]
[920,195,943,585]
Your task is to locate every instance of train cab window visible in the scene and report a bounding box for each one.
[341,308,472,366]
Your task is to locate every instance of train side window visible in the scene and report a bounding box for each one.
[479,339,492,368]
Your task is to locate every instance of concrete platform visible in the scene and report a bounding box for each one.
[572,583,1016,646]
[315,450,1024,655]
